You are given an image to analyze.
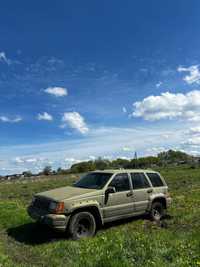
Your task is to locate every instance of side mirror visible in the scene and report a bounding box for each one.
[104,186,116,205]
[106,186,116,194]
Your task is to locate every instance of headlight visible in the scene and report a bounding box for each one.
[49,201,65,214]
[49,201,57,211]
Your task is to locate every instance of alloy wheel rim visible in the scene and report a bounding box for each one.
[153,208,161,220]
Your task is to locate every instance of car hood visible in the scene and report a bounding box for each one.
[35,186,99,201]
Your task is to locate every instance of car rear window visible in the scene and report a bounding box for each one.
[146,173,164,187]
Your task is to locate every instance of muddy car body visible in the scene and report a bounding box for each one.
[28,169,172,239]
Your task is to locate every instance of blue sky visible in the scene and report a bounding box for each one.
[1,0,200,174]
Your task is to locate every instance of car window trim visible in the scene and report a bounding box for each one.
[108,172,132,192]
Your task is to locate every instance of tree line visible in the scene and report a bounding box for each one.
[33,149,197,177]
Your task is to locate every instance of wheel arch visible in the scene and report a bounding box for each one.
[151,197,167,209]
[69,205,103,229]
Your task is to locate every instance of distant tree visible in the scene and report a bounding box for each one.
[110,158,130,169]
[70,161,95,173]
[94,157,110,170]
[43,166,52,175]
[57,167,70,175]
[57,167,63,174]
[22,171,32,177]
[158,150,191,165]
[67,149,195,174]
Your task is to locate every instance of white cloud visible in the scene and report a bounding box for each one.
[132,90,200,121]
[156,81,162,88]
[188,126,200,135]
[0,52,11,65]
[183,126,200,147]
[0,124,185,175]
[64,158,77,162]
[0,116,22,123]
[61,112,89,134]
[122,107,127,113]
[177,65,200,84]
[25,158,38,163]
[13,156,52,174]
[37,112,53,121]
[146,147,166,155]
[14,157,25,164]
[184,136,200,146]
[122,146,132,152]
[14,157,38,164]
[44,87,68,97]
[162,134,170,139]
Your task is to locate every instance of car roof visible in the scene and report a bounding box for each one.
[92,169,158,174]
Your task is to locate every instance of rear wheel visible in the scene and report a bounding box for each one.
[68,211,96,240]
[150,202,164,221]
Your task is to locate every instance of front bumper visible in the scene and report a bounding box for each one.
[27,206,70,232]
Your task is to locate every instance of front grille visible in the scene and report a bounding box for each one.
[33,197,50,210]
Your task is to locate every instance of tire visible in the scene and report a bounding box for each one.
[150,202,164,221]
[68,211,96,240]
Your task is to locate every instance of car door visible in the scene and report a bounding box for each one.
[131,172,152,212]
[102,173,134,219]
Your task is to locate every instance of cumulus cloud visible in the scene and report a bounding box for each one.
[13,156,53,172]
[122,107,127,113]
[183,126,200,147]
[61,112,89,134]
[0,116,22,123]
[132,90,200,121]
[0,51,11,65]
[177,65,200,84]
[44,87,68,97]
[37,112,53,121]
[156,81,162,88]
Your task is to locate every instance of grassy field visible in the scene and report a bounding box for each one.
[0,167,200,267]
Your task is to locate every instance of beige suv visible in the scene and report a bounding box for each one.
[28,169,172,239]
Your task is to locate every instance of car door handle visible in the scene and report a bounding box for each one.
[147,189,153,193]
[126,192,133,197]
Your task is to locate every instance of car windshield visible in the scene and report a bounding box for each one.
[74,172,112,189]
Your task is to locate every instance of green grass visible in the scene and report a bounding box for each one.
[0,167,200,267]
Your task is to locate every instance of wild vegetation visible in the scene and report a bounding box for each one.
[0,166,200,266]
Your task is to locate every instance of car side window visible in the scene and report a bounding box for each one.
[146,173,164,187]
[109,173,130,192]
[131,173,150,189]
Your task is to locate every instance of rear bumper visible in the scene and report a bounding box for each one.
[27,206,70,232]
[166,197,172,208]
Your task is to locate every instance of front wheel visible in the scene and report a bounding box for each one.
[150,202,164,221]
[68,211,96,240]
